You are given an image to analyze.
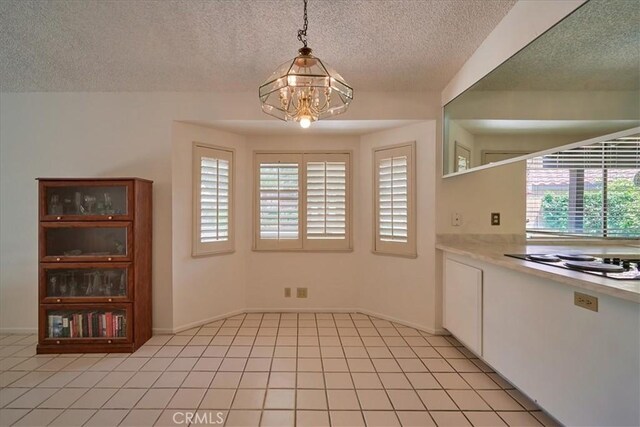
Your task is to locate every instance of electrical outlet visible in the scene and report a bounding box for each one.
[451,212,462,226]
[574,292,598,312]
[491,212,501,226]
[296,287,308,298]
[284,287,291,298]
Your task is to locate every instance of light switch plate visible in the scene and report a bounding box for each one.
[284,288,291,298]
[452,212,462,226]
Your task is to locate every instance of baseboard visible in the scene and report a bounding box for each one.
[0,327,38,334]
[356,309,449,336]
[162,308,246,334]
[244,307,357,314]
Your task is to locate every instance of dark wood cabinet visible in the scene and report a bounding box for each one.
[37,178,152,354]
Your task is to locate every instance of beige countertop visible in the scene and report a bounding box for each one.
[436,240,640,303]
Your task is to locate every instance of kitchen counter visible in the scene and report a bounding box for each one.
[436,239,640,303]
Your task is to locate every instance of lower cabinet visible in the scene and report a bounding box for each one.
[443,252,640,427]
[443,257,483,356]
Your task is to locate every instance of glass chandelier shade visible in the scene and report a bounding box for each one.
[259,47,353,126]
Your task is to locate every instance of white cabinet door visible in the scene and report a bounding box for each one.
[443,257,483,355]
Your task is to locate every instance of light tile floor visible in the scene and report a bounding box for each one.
[0,312,560,426]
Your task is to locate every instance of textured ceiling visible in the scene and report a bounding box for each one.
[0,0,515,92]
[472,0,640,91]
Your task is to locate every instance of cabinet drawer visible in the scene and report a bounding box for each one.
[40,303,132,344]
[40,263,133,303]
[40,221,132,262]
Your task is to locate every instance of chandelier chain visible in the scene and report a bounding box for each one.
[297,0,309,47]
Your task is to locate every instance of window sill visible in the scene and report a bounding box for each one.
[371,250,417,259]
[251,248,354,253]
[191,249,235,258]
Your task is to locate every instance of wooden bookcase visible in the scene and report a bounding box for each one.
[36,178,152,354]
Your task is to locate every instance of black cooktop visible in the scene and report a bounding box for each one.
[505,253,640,281]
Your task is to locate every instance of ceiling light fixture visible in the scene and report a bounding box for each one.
[259,0,353,128]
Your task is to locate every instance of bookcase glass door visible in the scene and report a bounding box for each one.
[46,185,128,217]
[45,267,128,299]
[46,308,128,339]
[45,226,128,258]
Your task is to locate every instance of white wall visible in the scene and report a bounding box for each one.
[170,122,249,331]
[358,122,441,333]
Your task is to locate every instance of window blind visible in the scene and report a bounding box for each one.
[200,157,229,242]
[526,139,640,238]
[259,162,300,240]
[379,155,409,242]
[306,161,347,240]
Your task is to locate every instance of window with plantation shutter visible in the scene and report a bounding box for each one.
[374,142,416,257]
[526,138,640,238]
[193,144,234,256]
[305,153,350,250]
[254,151,352,251]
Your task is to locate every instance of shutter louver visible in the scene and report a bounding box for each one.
[306,161,347,240]
[379,155,409,242]
[260,162,300,240]
[200,157,230,242]
[526,139,640,238]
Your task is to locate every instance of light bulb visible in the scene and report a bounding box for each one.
[299,116,311,129]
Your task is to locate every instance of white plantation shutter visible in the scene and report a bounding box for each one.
[256,153,302,249]
[193,144,234,256]
[526,138,640,238]
[305,153,351,250]
[200,157,229,242]
[254,152,352,251]
[374,143,416,257]
[379,156,408,242]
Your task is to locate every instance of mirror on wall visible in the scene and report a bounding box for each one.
[443,0,640,177]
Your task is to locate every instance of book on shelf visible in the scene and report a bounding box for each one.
[47,312,126,338]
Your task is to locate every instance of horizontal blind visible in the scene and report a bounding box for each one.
[526,139,640,238]
[306,161,347,240]
[379,155,409,242]
[259,162,299,239]
[200,157,229,242]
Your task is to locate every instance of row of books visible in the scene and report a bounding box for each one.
[48,311,126,338]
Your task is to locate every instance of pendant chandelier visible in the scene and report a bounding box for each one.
[259,0,353,128]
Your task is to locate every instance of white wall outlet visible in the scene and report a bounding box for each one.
[296,287,308,298]
[451,212,463,226]
[284,287,291,298]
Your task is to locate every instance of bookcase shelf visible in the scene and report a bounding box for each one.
[37,178,152,354]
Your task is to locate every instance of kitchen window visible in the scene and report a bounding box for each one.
[526,138,640,239]
[254,151,352,251]
[192,143,234,256]
[373,142,417,257]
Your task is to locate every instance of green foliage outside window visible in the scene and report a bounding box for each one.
[540,180,640,237]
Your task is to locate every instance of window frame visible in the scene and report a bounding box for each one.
[253,150,353,252]
[192,142,235,257]
[373,141,417,258]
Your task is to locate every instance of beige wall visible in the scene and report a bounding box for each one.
[437,0,586,236]
[244,135,362,312]
[358,122,440,332]
[0,91,442,333]
[170,122,249,332]
[0,93,175,333]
